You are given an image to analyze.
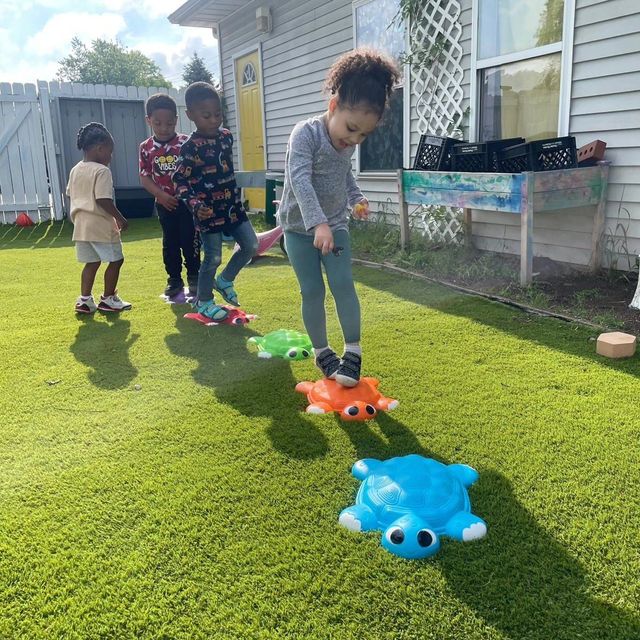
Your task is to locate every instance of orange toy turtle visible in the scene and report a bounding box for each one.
[295,377,398,422]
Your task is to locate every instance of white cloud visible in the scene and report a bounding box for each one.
[0,3,218,86]
[134,29,220,87]
[0,60,59,85]
[26,12,127,56]
[2,0,75,20]
[0,26,58,83]
[95,0,186,20]
[0,28,21,60]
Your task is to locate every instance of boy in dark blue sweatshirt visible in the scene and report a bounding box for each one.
[173,82,257,321]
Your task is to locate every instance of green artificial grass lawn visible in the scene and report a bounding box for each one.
[1,219,639,640]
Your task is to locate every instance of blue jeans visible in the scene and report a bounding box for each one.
[197,221,258,302]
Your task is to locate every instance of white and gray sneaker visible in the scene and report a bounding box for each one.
[98,293,132,312]
[75,295,98,314]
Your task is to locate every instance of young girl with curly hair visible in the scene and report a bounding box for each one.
[277,48,400,386]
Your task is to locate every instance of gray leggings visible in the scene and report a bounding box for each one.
[284,229,360,349]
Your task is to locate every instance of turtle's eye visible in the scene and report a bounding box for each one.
[365,404,376,415]
[346,406,359,417]
[388,528,404,545]
[233,317,243,325]
[301,349,310,358]
[287,349,297,359]
[417,529,436,548]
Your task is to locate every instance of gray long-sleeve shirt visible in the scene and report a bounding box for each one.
[277,115,364,235]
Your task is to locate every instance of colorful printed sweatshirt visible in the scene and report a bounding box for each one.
[173,129,248,234]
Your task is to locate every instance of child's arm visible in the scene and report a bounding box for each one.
[286,123,329,231]
[139,143,178,211]
[346,170,369,219]
[94,166,128,231]
[140,175,178,211]
[97,198,128,232]
[173,142,212,219]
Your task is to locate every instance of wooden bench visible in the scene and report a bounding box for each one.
[397,165,610,285]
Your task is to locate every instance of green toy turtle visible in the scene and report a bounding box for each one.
[248,329,313,361]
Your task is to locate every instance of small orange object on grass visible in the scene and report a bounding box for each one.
[596,332,636,359]
[295,377,398,421]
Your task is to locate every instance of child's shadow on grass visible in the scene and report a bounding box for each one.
[70,315,139,389]
[439,468,640,640]
[336,411,427,462]
[165,305,329,460]
[161,304,639,637]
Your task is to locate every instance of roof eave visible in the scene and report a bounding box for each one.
[168,0,212,27]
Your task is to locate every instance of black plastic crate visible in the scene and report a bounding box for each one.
[497,136,577,173]
[451,143,488,172]
[413,135,461,171]
[485,137,525,172]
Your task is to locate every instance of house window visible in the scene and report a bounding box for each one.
[242,63,257,86]
[476,0,565,141]
[354,0,404,173]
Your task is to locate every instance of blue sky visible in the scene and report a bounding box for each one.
[0,0,220,87]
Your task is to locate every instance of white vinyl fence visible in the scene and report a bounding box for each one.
[0,81,192,224]
[0,83,53,224]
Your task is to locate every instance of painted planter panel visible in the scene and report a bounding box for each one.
[403,171,525,213]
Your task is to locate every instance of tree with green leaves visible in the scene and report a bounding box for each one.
[57,38,171,88]
[536,0,564,47]
[182,52,215,86]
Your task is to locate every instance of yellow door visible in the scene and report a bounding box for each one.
[235,52,265,210]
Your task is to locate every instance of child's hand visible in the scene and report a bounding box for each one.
[117,214,129,232]
[352,199,370,220]
[196,205,214,220]
[313,223,334,255]
[158,192,178,211]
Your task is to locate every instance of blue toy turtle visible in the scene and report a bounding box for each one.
[338,455,487,559]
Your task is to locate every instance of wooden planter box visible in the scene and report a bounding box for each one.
[397,165,610,286]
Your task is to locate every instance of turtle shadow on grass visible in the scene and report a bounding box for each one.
[335,410,428,462]
[164,304,328,460]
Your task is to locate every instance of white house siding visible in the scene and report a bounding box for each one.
[218,0,476,220]
[219,0,353,169]
[469,0,640,267]
[216,0,639,268]
[219,0,419,216]
[571,0,640,268]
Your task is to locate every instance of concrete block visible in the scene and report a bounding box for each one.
[596,332,636,359]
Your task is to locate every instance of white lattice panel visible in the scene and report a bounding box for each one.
[409,0,464,243]
[410,0,464,136]
[418,206,463,244]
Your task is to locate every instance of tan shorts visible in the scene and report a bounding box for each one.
[75,241,124,263]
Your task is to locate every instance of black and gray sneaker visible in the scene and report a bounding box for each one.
[165,277,184,298]
[315,349,340,380]
[335,351,361,387]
